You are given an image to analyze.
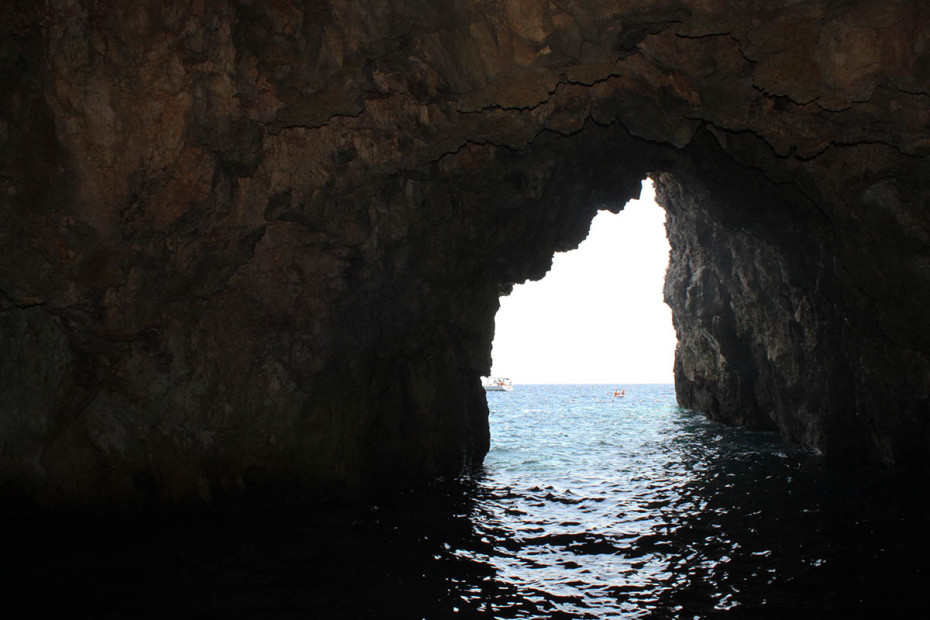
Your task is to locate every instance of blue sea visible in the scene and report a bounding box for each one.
[4,384,927,617]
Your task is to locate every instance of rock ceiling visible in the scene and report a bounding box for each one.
[1,0,928,505]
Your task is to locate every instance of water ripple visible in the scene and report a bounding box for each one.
[455,384,930,617]
[2,384,927,618]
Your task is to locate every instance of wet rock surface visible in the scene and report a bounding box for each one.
[1,0,928,505]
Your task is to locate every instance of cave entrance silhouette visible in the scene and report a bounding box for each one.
[489,179,676,387]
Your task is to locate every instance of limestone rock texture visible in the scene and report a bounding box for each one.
[1,0,928,506]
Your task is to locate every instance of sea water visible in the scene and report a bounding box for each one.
[4,384,927,617]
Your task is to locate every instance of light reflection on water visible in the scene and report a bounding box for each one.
[2,384,926,618]
[450,384,927,617]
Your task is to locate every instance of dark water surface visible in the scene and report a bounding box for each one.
[3,384,927,618]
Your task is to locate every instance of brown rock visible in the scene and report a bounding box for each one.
[1,0,929,506]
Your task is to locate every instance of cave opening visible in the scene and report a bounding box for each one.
[3,0,929,613]
[489,179,676,386]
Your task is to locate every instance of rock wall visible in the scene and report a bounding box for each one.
[1,0,928,505]
[661,131,930,469]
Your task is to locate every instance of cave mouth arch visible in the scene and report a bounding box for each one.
[465,120,923,479]
[2,0,929,511]
[0,115,921,509]
[489,179,676,387]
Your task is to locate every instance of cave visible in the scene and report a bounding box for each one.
[1,0,929,508]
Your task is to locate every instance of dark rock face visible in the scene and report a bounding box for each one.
[662,132,930,469]
[1,1,928,505]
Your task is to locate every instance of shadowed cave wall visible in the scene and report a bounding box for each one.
[1,0,929,506]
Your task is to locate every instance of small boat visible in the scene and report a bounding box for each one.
[482,377,514,392]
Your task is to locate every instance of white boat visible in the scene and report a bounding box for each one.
[482,377,513,392]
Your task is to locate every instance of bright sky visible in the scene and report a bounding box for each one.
[490,179,677,384]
